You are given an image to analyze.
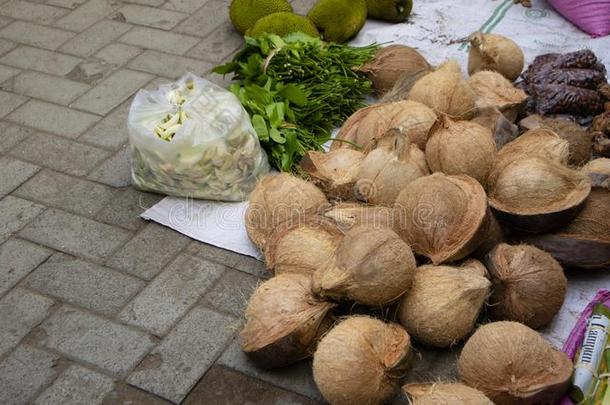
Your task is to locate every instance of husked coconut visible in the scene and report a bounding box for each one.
[404,382,493,405]
[300,149,364,200]
[497,128,570,165]
[323,202,396,232]
[313,316,411,405]
[240,273,335,368]
[458,321,572,404]
[468,70,527,122]
[468,32,524,81]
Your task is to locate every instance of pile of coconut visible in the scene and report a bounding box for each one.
[238,32,609,405]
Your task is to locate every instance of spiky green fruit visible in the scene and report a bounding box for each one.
[307,0,367,43]
[229,0,293,34]
[247,12,320,38]
[366,0,412,23]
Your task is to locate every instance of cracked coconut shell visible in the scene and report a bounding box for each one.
[300,149,364,200]
[485,243,567,329]
[404,382,493,405]
[323,202,396,232]
[245,173,328,250]
[458,321,572,405]
[398,259,491,348]
[497,128,570,165]
[472,107,520,149]
[313,316,411,405]
[487,155,591,233]
[264,215,343,276]
[394,173,489,264]
[354,129,429,206]
[468,70,527,122]
[425,115,497,187]
[313,225,416,306]
[240,273,335,368]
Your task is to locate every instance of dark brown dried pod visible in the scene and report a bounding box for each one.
[323,202,396,232]
[485,243,567,329]
[300,149,364,200]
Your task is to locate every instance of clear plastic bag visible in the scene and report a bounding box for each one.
[128,73,269,201]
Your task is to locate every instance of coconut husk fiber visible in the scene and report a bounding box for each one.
[300,149,364,200]
[313,316,411,405]
[404,382,493,405]
[458,321,572,405]
[582,158,610,189]
[468,70,528,122]
[497,128,570,165]
[240,273,335,368]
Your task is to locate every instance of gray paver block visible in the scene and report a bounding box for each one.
[94,43,143,67]
[0,65,21,86]
[18,209,132,261]
[54,0,119,32]
[0,122,33,154]
[0,38,17,55]
[14,169,115,217]
[38,305,156,377]
[0,155,39,198]
[59,19,132,58]
[0,238,52,297]
[162,0,205,13]
[0,1,69,25]
[188,23,243,63]
[0,288,54,357]
[106,222,190,280]
[0,345,60,405]
[95,188,163,231]
[115,4,187,30]
[87,145,132,187]
[186,241,268,278]
[0,195,45,244]
[0,21,74,50]
[79,99,130,150]
[4,71,90,105]
[201,267,259,318]
[23,253,144,316]
[118,254,225,335]
[47,0,87,9]
[0,89,28,118]
[102,382,172,405]
[34,365,115,405]
[127,306,238,403]
[128,49,212,79]
[119,26,199,55]
[1,46,83,76]
[172,1,227,38]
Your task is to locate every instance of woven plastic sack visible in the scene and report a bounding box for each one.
[128,73,269,201]
[548,0,610,38]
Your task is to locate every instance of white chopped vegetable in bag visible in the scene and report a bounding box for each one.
[128,73,269,201]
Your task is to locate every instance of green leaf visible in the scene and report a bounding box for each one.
[278,84,308,107]
[266,102,285,128]
[269,127,285,144]
[251,115,269,141]
[212,62,237,75]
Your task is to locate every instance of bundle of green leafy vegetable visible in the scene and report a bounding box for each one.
[213,32,378,172]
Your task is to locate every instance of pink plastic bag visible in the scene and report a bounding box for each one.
[548,0,610,38]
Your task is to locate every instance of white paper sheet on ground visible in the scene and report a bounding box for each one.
[141,0,610,346]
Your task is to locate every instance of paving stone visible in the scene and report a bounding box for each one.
[4,71,90,105]
[23,253,144,316]
[34,365,115,405]
[18,209,132,261]
[161,0,206,13]
[94,43,142,67]
[0,196,45,244]
[54,0,119,32]
[0,122,34,153]
[0,89,28,118]
[1,46,83,76]
[0,38,17,56]
[0,238,52,297]
[0,21,74,50]
[0,0,69,25]
[173,1,227,38]
[183,365,318,405]
[186,241,267,278]
[123,0,164,6]
[60,20,132,57]
[129,49,212,79]
[66,59,114,85]
[218,339,323,401]
[102,382,172,405]
[106,222,190,279]
[79,99,130,150]
[0,288,54,357]
[0,345,60,405]
[47,0,88,8]
[0,155,39,198]
[127,306,238,403]
[0,64,20,83]
[38,306,156,376]
[201,267,259,318]
[95,188,163,231]
[118,254,225,335]
[189,23,243,63]
[73,69,153,115]
[0,16,12,30]
[86,145,132,187]
[115,4,187,30]
[7,100,100,138]
[10,132,111,176]
[120,27,199,56]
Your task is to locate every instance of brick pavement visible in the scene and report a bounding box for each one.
[0,0,325,403]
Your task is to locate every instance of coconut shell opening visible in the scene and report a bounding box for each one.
[323,202,397,232]
[404,382,493,404]
[300,149,364,200]
[468,70,527,122]
[394,173,489,264]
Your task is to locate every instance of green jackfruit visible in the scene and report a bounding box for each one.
[308,0,367,43]
[366,0,412,23]
[247,12,320,38]
[230,0,293,34]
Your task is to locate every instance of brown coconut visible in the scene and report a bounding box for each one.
[313,225,416,306]
[264,216,343,275]
[394,173,489,264]
[425,115,497,186]
[408,60,477,119]
[468,70,527,122]
[487,155,592,233]
[300,149,364,200]
[582,158,610,189]
[398,259,491,348]
[485,243,567,329]
[360,45,432,96]
[332,100,437,151]
[525,189,610,270]
[468,32,524,82]
[313,316,411,405]
[471,107,519,148]
[497,128,570,165]
[245,173,328,250]
[458,321,572,405]
[354,129,429,206]
[404,382,493,405]
[240,273,335,368]
[323,202,396,232]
